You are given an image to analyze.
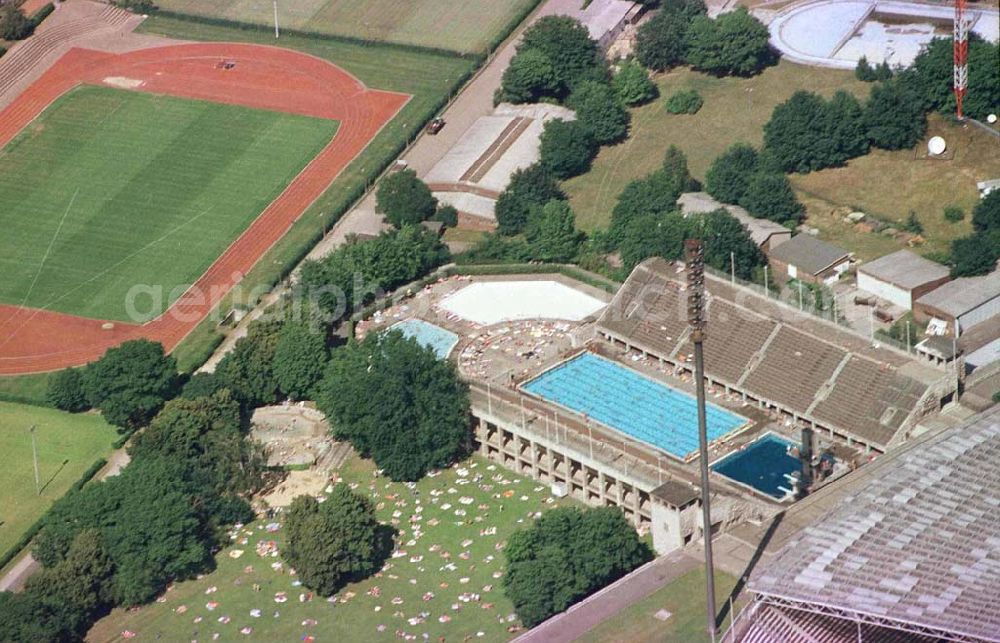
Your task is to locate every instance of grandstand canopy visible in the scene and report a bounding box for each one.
[750,405,1000,642]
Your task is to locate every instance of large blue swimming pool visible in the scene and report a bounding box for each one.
[522,352,748,459]
[712,433,801,500]
[390,319,458,359]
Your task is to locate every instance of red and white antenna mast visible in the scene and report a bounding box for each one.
[953,0,969,119]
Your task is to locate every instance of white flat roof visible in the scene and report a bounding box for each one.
[439,280,606,325]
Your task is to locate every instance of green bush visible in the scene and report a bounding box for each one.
[943,206,965,223]
[29,3,55,26]
[1,5,33,40]
[664,89,703,114]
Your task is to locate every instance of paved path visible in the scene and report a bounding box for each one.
[513,549,701,643]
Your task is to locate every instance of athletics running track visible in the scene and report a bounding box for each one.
[0,43,409,375]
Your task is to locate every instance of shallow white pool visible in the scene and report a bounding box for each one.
[439,280,606,325]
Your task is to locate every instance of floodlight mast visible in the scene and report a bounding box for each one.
[685,238,716,638]
[954,0,969,119]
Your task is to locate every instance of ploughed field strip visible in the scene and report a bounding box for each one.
[0,85,336,322]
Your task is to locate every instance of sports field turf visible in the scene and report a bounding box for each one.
[0,402,117,557]
[89,454,577,641]
[0,85,337,322]
[154,0,538,54]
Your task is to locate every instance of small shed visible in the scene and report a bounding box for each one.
[767,235,851,286]
[856,249,950,310]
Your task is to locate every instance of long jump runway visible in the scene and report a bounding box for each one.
[0,43,409,375]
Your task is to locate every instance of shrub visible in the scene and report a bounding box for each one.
[904,211,924,235]
[376,168,437,228]
[664,89,703,114]
[612,59,657,106]
[567,80,630,144]
[943,206,965,223]
[539,118,598,179]
[47,368,89,413]
[430,204,459,228]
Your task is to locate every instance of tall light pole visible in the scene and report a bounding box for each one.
[273,0,280,39]
[29,425,41,495]
[686,239,716,638]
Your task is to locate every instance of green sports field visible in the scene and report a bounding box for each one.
[154,0,538,54]
[0,85,336,322]
[0,402,117,557]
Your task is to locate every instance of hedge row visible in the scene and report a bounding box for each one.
[0,457,107,572]
[149,10,487,61]
[30,3,55,25]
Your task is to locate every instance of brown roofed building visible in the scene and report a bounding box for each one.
[768,234,851,286]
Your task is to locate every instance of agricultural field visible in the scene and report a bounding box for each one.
[0,85,336,321]
[135,15,479,371]
[89,454,575,641]
[153,0,538,54]
[0,402,117,556]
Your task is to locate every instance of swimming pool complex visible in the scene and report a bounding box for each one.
[712,433,801,500]
[390,319,459,359]
[521,352,748,460]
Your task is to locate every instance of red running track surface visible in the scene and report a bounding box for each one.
[0,43,409,375]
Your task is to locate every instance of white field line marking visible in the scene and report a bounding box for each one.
[21,187,79,306]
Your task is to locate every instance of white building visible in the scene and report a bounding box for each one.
[914,270,1000,335]
[856,249,951,311]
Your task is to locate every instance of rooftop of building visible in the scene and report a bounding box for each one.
[916,269,1000,318]
[857,249,950,290]
[677,192,791,247]
[768,234,851,275]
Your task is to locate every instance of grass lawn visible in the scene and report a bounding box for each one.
[0,85,336,321]
[152,0,538,54]
[0,372,51,407]
[88,454,576,641]
[576,568,742,643]
[0,402,117,556]
[789,113,1000,259]
[562,61,869,231]
[137,15,478,372]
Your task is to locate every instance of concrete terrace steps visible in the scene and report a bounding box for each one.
[0,5,135,99]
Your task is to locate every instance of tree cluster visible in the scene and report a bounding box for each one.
[495,163,567,235]
[609,145,698,244]
[949,191,1000,277]
[498,16,605,103]
[636,3,773,77]
[0,5,34,41]
[315,330,471,481]
[503,507,652,627]
[899,36,999,121]
[854,56,893,82]
[539,118,598,180]
[762,90,871,173]
[704,142,803,224]
[47,339,179,431]
[283,487,393,596]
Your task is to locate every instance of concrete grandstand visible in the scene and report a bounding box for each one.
[597,258,955,453]
[724,405,1000,643]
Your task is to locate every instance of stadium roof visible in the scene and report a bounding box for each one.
[916,270,1000,318]
[769,235,850,276]
[858,250,950,291]
[750,405,1000,642]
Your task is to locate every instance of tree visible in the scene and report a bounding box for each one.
[494,163,566,235]
[0,5,32,40]
[128,390,264,501]
[431,204,459,228]
[316,331,470,481]
[517,16,603,96]
[498,48,560,103]
[180,371,230,400]
[950,230,1000,277]
[864,78,926,150]
[972,190,1000,233]
[635,7,693,72]
[298,225,449,320]
[763,91,833,172]
[283,487,392,596]
[47,368,89,412]
[617,210,688,271]
[826,90,869,162]
[855,56,876,81]
[274,321,328,400]
[705,143,759,204]
[664,89,703,114]
[685,8,773,77]
[82,339,178,431]
[612,59,657,106]
[0,591,71,642]
[525,200,584,263]
[503,507,652,627]
[539,118,598,179]
[216,320,282,407]
[740,171,803,223]
[376,169,438,228]
[661,145,698,193]
[901,37,999,120]
[690,209,766,278]
[568,80,630,144]
[609,169,687,245]
[457,233,533,265]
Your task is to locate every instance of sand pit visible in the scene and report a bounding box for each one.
[439,280,606,325]
[251,405,331,468]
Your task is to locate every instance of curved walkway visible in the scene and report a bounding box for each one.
[0,42,408,374]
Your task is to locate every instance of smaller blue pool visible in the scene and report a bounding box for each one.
[390,319,458,359]
[712,433,801,500]
[522,352,747,459]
